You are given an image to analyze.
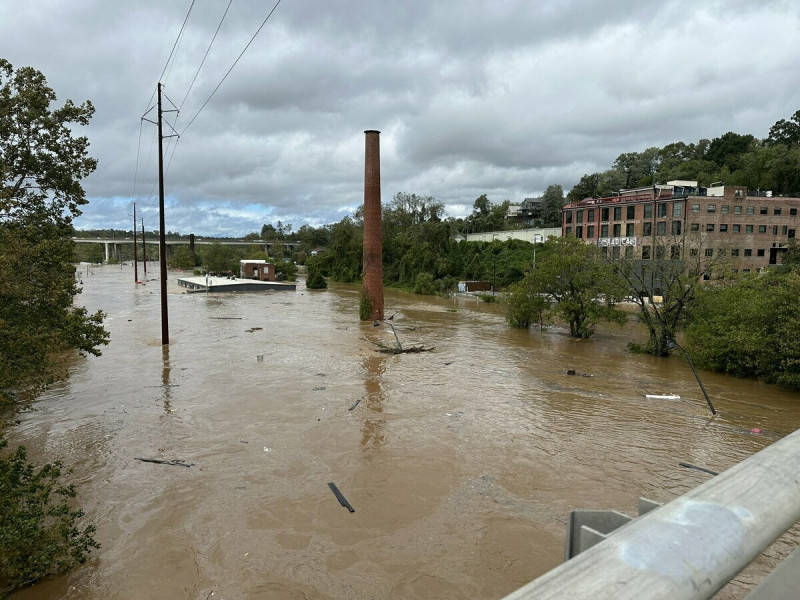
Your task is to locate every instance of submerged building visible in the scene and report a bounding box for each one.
[561,181,799,272]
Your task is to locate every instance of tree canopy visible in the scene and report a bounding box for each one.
[0,59,108,408]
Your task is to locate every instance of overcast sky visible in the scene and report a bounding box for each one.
[3,1,800,236]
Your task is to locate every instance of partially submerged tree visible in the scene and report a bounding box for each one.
[505,236,626,337]
[613,232,724,356]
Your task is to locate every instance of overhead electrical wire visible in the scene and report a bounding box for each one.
[181,0,283,135]
[179,0,234,112]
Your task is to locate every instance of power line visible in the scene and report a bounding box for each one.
[179,0,234,112]
[142,0,196,115]
[181,0,283,135]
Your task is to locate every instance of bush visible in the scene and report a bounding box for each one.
[0,438,99,595]
[413,272,436,295]
[306,270,327,290]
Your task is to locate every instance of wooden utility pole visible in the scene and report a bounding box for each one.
[141,217,148,278]
[157,83,169,345]
[133,202,139,283]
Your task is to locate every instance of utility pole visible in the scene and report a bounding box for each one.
[141,217,148,278]
[142,83,178,345]
[133,202,139,283]
[157,83,169,345]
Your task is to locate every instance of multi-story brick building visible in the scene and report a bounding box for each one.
[562,181,799,272]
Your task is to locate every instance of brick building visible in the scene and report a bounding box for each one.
[562,181,799,272]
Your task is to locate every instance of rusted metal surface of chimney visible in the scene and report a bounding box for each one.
[362,130,384,321]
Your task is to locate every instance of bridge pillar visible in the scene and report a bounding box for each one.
[104,242,110,262]
[361,129,384,321]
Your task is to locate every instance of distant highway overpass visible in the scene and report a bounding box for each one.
[72,237,300,262]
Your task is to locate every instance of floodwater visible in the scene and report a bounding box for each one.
[9,264,800,600]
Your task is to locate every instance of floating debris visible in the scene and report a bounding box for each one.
[134,457,194,468]
[328,482,355,512]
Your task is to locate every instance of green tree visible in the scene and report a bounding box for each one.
[199,242,238,274]
[503,275,549,328]
[566,173,601,203]
[167,245,196,270]
[0,439,100,593]
[513,237,626,337]
[0,57,105,595]
[685,270,800,389]
[766,109,800,148]
[540,184,565,226]
[0,59,108,407]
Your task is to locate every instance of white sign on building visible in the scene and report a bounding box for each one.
[597,237,638,247]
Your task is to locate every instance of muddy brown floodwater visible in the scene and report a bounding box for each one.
[9,264,800,599]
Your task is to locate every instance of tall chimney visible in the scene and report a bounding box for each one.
[361,130,384,321]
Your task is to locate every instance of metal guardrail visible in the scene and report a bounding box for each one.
[502,428,800,600]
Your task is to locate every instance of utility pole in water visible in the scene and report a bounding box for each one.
[133,202,139,283]
[141,217,148,278]
[142,83,178,345]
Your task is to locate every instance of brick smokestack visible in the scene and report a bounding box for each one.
[361,130,384,321]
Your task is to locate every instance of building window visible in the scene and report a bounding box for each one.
[690,223,699,232]
[658,203,667,218]
[720,224,728,232]
[733,224,741,233]
[744,249,752,256]
[731,249,740,256]
[757,249,765,257]
[691,204,700,213]
[705,248,713,257]
[790,229,796,238]
[759,225,767,233]
[747,206,755,215]
[612,246,621,258]
[614,207,622,221]
[656,246,666,260]
[735,189,743,198]
[706,224,715,232]
[566,226,572,235]
[774,208,782,216]
[746,225,754,233]
[643,222,652,235]
[627,206,635,220]
[773,225,778,235]
[673,203,682,217]
[721,205,729,214]
[626,223,634,236]
[707,204,716,213]
[576,210,583,224]
[760,206,768,215]
[657,221,666,235]
[587,225,595,238]
[791,208,798,216]
[576,226,583,238]
[588,209,595,221]
[601,224,609,237]
[566,211,573,224]
[671,245,681,259]
[672,221,682,235]
[783,226,788,235]
[643,204,652,219]
[642,245,651,259]
[602,208,609,221]
[613,223,621,237]
[734,205,742,214]
[624,246,634,258]
[690,248,699,256]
